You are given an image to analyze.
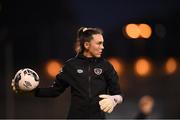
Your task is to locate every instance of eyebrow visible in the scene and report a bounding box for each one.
[97,41,104,44]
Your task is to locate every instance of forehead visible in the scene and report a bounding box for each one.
[91,34,104,42]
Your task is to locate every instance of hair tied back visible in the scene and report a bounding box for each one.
[83,28,88,32]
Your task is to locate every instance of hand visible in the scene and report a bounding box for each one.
[11,78,18,93]
[11,78,37,96]
[99,94,123,113]
[11,78,27,94]
[11,78,25,94]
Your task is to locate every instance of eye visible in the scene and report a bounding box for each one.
[98,41,103,45]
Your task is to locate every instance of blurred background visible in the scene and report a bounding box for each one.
[1,0,180,118]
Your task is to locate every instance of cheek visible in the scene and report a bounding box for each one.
[89,45,96,51]
[92,46,99,52]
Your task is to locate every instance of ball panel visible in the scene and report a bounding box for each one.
[13,68,40,91]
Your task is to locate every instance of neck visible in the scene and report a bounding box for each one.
[83,51,93,58]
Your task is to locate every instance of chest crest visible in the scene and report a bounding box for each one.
[94,68,103,75]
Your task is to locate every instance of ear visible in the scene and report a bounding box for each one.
[84,42,90,49]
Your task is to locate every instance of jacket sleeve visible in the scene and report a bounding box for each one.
[105,61,122,95]
[34,64,71,97]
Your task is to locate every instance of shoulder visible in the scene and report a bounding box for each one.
[63,56,79,66]
[96,58,114,71]
[102,58,113,67]
[59,57,77,73]
[101,58,116,73]
[65,57,76,64]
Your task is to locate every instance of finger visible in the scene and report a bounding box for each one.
[100,103,108,110]
[11,82,14,87]
[100,101,111,111]
[99,99,106,106]
[103,103,112,110]
[99,98,110,105]
[100,104,104,110]
[13,86,16,91]
[103,105,112,113]
[99,99,109,106]
[107,107,114,113]
[100,103,109,111]
[11,79,15,86]
[99,94,110,99]
[100,104,108,112]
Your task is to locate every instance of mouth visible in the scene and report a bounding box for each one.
[99,52,102,55]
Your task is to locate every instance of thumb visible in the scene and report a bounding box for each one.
[99,94,110,99]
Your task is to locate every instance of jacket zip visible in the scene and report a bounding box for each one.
[88,65,92,98]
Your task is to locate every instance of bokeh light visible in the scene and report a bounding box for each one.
[134,58,152,77]
[139,24,152,38]
[139,95,154,114]
[108,57,124,76]
[125,24,140,39]
[164,57,177,75]
[124,23,152,39]
[45,60,63,78]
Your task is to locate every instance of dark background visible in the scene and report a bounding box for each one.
[0,0,180,118]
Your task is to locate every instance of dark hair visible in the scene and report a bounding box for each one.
[75,27,103,53]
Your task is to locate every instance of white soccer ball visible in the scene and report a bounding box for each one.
[13,68,40,91]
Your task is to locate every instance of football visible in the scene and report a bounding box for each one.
[12,68,40,91]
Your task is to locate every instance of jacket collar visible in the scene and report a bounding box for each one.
[76,53,101,63]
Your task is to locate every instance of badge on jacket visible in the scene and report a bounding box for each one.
[94,68,102,75]
[77,69,83,73]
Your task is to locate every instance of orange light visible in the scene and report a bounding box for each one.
[125,24,140,39]
[46,60,63,78]
[165,58,177,75]
[134,58,152,77]
[124,23,152,39]
[139,95,154,114]
[108,57,124,76]
[139,24,152,38]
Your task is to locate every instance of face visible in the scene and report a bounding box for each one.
[84,34,104,58]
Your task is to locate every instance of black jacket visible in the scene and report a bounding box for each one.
[35,54,122,119]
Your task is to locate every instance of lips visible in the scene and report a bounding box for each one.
[98,50,103,55]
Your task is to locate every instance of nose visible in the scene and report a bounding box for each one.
[101,45,104,49]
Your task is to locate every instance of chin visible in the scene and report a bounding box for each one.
[95,55,101,58]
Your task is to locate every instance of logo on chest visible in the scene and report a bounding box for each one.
[94,68,102,75]
[77,69,83,74]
